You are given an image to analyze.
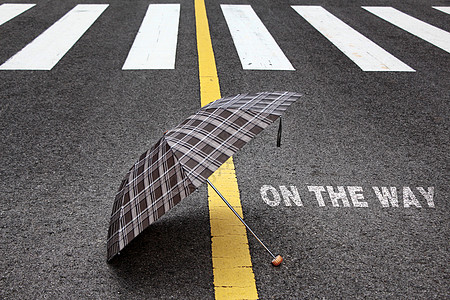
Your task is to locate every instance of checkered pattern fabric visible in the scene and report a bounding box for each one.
[107,91,301,261]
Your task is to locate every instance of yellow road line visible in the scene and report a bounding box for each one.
[194,0,259,299]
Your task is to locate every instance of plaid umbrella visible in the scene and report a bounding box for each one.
[107,91,301,261]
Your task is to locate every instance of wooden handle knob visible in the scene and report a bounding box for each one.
[271,255,283,266]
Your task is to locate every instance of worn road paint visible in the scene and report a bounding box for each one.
[261,185,436,208]
[195,0,259,299]
[0,4,108,70]
[363,6,450,53]
[221,4,295,70]
[291,5,415,72]
[122,4,180,70]
[433,6,450,15]
[0,3,35,26]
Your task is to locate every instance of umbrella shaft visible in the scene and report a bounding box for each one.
[206,179,276,259]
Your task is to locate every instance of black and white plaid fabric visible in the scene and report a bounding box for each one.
[107,91,301,261]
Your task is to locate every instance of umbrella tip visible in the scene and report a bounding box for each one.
[272,255,283,266]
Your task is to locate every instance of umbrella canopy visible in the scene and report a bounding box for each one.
[107,91,301,261]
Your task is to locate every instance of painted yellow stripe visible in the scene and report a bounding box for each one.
[194,0,259,299]
[195,0,220,105]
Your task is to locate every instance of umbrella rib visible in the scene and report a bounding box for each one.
[168,105,285,179]
[117,108,245,194]
[108,165,195,245]
[208,91,291,114]
[178,114,275,176]
[117,93,293,209]
[167,91,290,153]
[118,91,294,193]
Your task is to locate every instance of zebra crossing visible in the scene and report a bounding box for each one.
[0,4,108,70]
[362,6,450,53]
[0,3,35,26]
[433,6,450,15]
[0,3,448,71]
[220,4,295,71]
[122,4,180,70]
[292,6,415,72]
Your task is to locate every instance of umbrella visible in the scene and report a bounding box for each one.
[107,91,301,264]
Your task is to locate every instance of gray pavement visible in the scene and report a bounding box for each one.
[1,0,449,299]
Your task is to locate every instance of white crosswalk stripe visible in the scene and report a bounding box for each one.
[0,4,447,71]
[433,6,450,15]
[0,3,35,26]
[291,6,414,72]
[363,6,450,53]
[0,4,108,70]
[221,4,295,71]
[122,4,180,70]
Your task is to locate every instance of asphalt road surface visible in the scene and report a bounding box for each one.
[1,0,449,299]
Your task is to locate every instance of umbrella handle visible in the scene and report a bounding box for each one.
[272,255,283,266]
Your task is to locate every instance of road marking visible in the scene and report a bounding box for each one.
[122,4,180,70]
[0,4,108,70]
[0,3,35,26]
[221,4,295,70]
[292,6,415,72]
[195,0,259,299]
[363,6,450,53]
[433,6,450,15]
[261,185,436,208]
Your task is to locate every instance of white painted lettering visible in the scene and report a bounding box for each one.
[417,187,435,208]
[403,186,422,208]
[260,185,437,209]
[372,187,399,207]
[347,186,368,207]
[326,186,350,207]
[279,186,303,206]
[307,186,326,207]
[260,185,281,206]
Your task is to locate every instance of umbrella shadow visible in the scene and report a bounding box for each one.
[107,208,214,298]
